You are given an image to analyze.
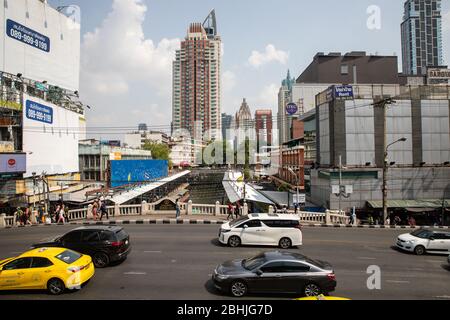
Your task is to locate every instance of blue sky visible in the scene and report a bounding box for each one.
[48,0,450,139]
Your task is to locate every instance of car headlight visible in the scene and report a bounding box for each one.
[406,240,416,244]
[221,229,231,233]
[216,274,230,280]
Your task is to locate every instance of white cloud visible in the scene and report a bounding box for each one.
[248,44,289,68]
[81,0,180,97]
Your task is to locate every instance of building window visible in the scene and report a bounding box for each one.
[341,64,349,75]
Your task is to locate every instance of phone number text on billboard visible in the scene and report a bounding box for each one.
[6,19,50,53]
[25,100,53,124]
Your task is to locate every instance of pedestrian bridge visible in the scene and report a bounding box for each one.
[0,200,349,228]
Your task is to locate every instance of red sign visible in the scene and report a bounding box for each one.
[8,159,16,166]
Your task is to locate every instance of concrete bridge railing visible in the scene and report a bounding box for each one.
[1,203,349,227]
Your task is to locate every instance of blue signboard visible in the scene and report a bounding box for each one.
[25,100,53,124]
[6,19,50,53]
[333,85,354,99]
[285,102,298,115]
[110,160,168,188]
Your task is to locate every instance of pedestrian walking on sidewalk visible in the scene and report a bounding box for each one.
[175,199,180,219]
[99,201,109,221]
[227,202,233,220]
[57,205,65,224]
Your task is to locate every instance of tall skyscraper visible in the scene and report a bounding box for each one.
[255,109,273,147]
[221,113,233,140]
[172,10,222,141]
[401,0,444,75]
[277,70,294,145]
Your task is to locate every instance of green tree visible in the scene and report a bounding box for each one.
[143,141,172,168]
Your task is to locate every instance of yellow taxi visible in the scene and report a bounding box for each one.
[296,294,351,300]
[0,247,94,295]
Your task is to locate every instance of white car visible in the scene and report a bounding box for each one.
[218,213,303,249]
[396,229,450,255]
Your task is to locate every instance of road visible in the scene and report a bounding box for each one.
[0,225,449,300]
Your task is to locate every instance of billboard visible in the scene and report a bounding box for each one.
[22,94,80,177]
[110,160,168,188]
[0,0,80,91]
[0,153,26,173]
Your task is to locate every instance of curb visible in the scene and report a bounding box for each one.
[4,221,449,229]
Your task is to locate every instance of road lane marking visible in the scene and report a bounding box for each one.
[386,280,410,284]
[357,257,376,260]
[123,272,147,275]
[426,260,444,263]
[144,251,162,253]
[434,295,450,299]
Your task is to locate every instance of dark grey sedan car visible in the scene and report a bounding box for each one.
[212,251,336,297]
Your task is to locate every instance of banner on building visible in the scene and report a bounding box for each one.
[0,153,26,173]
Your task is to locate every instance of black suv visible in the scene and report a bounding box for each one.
[32,226,131,268]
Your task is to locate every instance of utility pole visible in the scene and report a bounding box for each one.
[374,97,395,225]
[339,155,342,215]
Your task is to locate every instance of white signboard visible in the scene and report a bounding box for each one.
[22,94,80,177]
[345,185,353,194]
[293,193,306,204]
[332,185,340,194]
[0,0,80,91]
[0,153,26,173]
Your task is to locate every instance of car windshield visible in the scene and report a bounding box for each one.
[230,216,248,228]
[242,254,267,270]
[55,250,81,264]
[410,229,432,239]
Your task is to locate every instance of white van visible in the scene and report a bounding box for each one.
[218,213,303,249]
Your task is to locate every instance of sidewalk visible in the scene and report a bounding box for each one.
[7,213,449,229]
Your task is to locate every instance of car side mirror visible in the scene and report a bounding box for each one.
[243,225,248,229]
[429,237,435,241]
[255,270,263,276]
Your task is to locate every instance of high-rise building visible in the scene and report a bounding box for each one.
[172,10,222,141]
[234,98,255,148]
[401,0,444,75]
[221,113,233,140]
[255,109,273,147]
[277,70,295,146]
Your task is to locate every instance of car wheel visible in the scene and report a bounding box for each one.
[230,280,247,297]
[303,283,322,297]
[93,252,110,268]
[279,237,292,249]
[47,278,65,295]
[228,236,241,248]
[414,245,426,256]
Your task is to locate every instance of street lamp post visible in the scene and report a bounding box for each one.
[382,137,407,224]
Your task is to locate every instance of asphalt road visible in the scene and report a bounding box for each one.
[0,225,449,300]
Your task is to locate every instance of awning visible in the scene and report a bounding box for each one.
[110,171,190,205]
[222,171,274,205]
[368,199,450,209]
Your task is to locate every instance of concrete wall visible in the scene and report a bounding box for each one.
[310,167,450,210]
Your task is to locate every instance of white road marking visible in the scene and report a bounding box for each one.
[434,295,450,299]
[144,251,162,253]
[171,259,177,263]
[123,272,147,275]
[357,257,376,260]
[386,280,410,284]
[426,260,444,263]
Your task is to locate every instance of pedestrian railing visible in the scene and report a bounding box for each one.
[68,208,88,221]
[118,204,142,216]
[4,216,15,227]
[299,212,326,223]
